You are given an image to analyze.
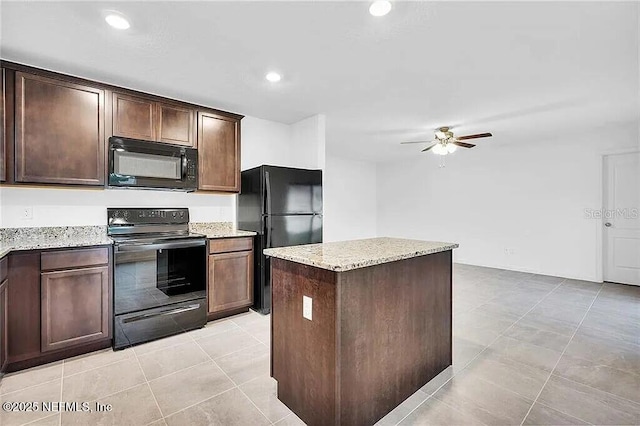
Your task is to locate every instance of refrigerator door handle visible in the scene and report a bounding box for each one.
[266,215,272,247]
[265,170,272,216]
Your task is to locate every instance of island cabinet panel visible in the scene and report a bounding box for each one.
[207,237,254,319]
[41,266,110,352]
[112,92,156,141]
[0,256,8,374]
[157,102,196,147]
[197,112,241,192]
[15,72,105,185]
[271,250,453,426]
[271,260,338,424]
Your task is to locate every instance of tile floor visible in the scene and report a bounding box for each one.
[1,264,639,425]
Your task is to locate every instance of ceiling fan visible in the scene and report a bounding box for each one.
[401,127,492,155]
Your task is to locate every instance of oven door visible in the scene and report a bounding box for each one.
[114,238,206,315]
[108,137,197,191]
[113,238,206,349]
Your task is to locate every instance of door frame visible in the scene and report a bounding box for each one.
[597,148,640,284]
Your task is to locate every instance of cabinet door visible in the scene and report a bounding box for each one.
[41,266,110,352]
[198,112,240,192]
[1,68,5,182]
[15,72,105,185]
[113,92,156,140]
[208,250,253,314]
[0,279,7,373]
[158,102,196,147]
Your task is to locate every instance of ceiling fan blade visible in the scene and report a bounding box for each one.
[421,143,438,152]
[452,141,476,148]
[400,140,435,145]
[456,132,492,141]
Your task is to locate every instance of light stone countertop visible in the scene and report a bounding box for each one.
[263,237,458,272]
[0,226,113,258]
[189,222,256,239]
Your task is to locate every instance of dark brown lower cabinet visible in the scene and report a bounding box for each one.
[5,247,112,373]
[41,266,110,352]
[0,256,8,374]
[207,238,253,319]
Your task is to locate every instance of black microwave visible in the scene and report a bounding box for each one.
[108,137,198,191]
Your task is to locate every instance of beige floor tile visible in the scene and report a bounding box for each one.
[61,383,162,426]
[164,388,270,426]
[138,341,210,381]
[241,318,271,345]
[398,396,484,425]
[433,373,532,425]
[64,348,133,377]
[146,419,167,426]
[452,337,485,372]
[187,318,239,340]
[62,357,145,402]
[461,352,549,400]
[0,379,62,426]
[26,413,61,426]
[523,402,588,425]
[195,328,262,359]
[148,361,234,416]
[488,335,562,372]
[229,310,266,327]
[239,375,292,423]
[565,328,640,374]
[420,366,454,396]
[0,361,62,395]
[538,375,640,425]
[133,333,193,357]
[273,413,306,425]
[554,353,640,403]
[374,389,428,426]
[502,322,572,352]
[215,343,270,385]
[518,312,579,337]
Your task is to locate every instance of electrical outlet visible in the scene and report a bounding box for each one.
[22,207,34,220]
[303,295,312,321]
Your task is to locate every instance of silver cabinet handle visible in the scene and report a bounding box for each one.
[604,222,612,227]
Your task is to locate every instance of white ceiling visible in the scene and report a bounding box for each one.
[1,1,638,161]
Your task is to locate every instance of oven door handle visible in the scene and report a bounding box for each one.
[181,154,188,179]
[122,303,202,323]
[115,239,206,252]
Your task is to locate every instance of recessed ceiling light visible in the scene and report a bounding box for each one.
[369,1,392,17]
[265,72,282,83]
[105,13,130,30]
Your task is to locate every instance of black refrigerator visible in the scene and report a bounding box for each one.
[238,165,323,314]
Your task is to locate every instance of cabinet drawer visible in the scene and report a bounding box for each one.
[41,247,109,271]
[0,256,6,282]
[208,237,253,254]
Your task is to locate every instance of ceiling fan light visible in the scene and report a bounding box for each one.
[435,131,446,139]
[432,144,447,155]
[447,144,457,153]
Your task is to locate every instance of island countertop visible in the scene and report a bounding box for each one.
[263,237,458,272]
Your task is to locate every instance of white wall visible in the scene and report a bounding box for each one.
[377,123,639,282]
[324,155,377,242]
[290,115,326,170]
[241,116,295,171]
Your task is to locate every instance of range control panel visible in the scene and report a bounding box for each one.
[107,208,190,226]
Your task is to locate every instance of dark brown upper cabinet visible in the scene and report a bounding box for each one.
[112,92,156,141]
[158,102,196,147]
[15,72,105,186]
[1,68,5,182]
[113,92,196,147]
[198,111,241,192]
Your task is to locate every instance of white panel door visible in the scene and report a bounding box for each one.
[604,152,640,286]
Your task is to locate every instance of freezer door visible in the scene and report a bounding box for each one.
[264,167,322,215]
[266,214,323,248]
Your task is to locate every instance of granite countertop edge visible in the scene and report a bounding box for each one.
[264,238,459,272]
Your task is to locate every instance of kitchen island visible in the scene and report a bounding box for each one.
[264,237,458,426]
